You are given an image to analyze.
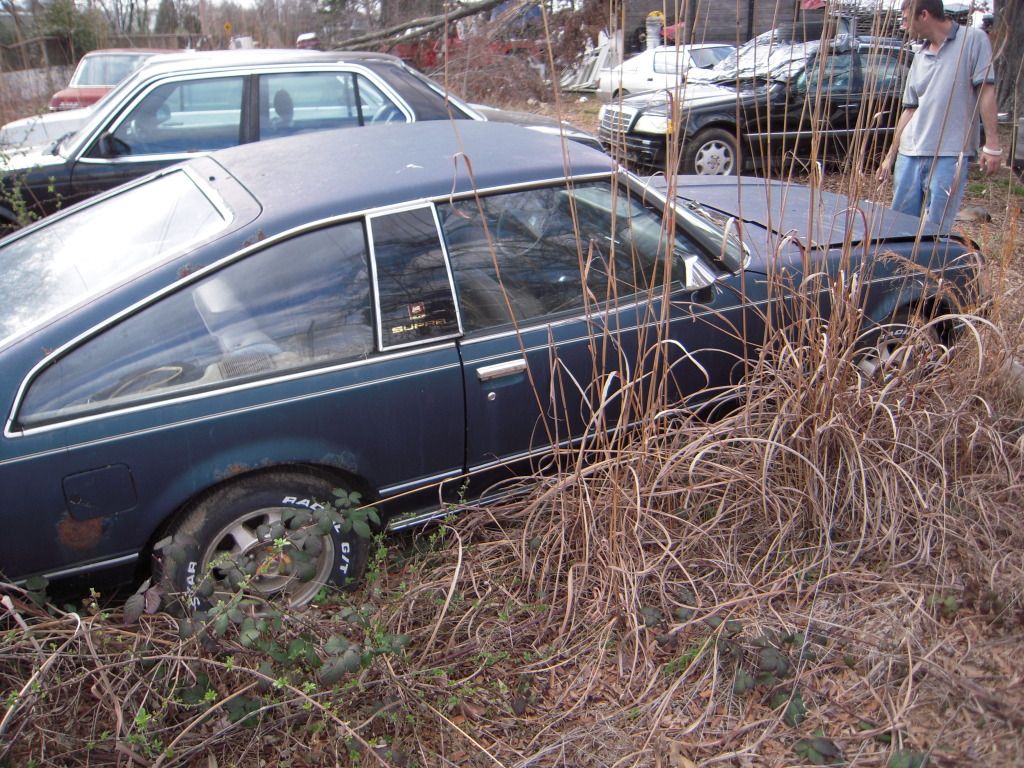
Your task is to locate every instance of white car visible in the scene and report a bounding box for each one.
[597,43,735,101]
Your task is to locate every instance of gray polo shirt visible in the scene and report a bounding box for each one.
[899,23,995,158]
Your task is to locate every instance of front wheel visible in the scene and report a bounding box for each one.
[855,308,948,380]
[682,128,739,175]
[156,471,370,611]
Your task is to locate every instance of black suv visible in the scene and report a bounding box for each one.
[598,29,908,175]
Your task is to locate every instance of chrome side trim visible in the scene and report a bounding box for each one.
[7,353,461,446]
[29,553,140,582]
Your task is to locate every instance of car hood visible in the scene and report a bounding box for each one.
[0,144,66,172]
[664,176,940,268]
[0,107,92,150]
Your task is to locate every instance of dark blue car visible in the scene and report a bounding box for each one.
[0,122,981,606]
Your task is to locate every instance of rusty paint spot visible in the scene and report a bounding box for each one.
[177,263,205,278]
[242,229,267,248]
[215,462,252,481]
[57,514,103,551]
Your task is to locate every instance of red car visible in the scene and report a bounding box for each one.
[50,48,176,111]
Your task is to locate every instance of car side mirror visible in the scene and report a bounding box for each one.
[97,132,130,158]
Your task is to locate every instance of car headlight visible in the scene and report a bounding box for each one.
[633,113,671,134]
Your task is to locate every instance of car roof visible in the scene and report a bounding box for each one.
[135,48,407,78]
[80,48,177,56]
[206,121,614,231]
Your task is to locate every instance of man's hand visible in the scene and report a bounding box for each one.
[876,153,896,182]
[980,147,1002,176]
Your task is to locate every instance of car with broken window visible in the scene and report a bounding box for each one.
[0,121,982,607]
[596,43,735,101]
[598,29,908,174]
[0,49,597,227]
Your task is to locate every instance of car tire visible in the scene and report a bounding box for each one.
[683,128,739,175]
[157,471,369,611]
[855,308,946,380]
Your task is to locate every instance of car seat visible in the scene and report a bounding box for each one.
[272,89,294,132]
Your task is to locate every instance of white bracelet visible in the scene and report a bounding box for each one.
[982,146,1003,157]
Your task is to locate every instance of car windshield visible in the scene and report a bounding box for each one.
[70,53,152,87]
[0,170,228,346]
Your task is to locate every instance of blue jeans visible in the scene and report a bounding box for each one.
[891,153,970,233]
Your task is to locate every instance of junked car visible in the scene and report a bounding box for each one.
[0,122,981,606]
[0,49,598,226]
[598,29,908,174]
[50,48,177,111]
[596,43,735,101]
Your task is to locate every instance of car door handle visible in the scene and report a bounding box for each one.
[476,359,527,382]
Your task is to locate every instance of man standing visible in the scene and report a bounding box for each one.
[876,0,1001,232]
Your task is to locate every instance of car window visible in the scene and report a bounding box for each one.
[439,181,708,332]
[18,222,373,427]
[71,53,152,87]
[861,48,906,97]
[690,47,732,69]
[369,206,460,350]
[653,50,689,75]
[107,76,244,156]
[0,170,227,347]
[258,72,405,138]
[803,52,859,95]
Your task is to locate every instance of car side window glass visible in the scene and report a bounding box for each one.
[440,181,707,332]
[354,75,405,124]
[260,72,385,138]
[805,52,857,96]
[653,50,687,75]
[106,76,244,156]
[19,222,373,427]
[369,206,460,349]
[861,49,906,97]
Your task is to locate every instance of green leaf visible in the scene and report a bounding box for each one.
[352,519,372,540]
[319,649,363,684]
[888,751,928,768]
[239,618,261,648]
[213,612,230,637]
[367,508,381,527]
[733,668,755,695]
[24,575,49,592]
[225,696,261,726]
[176,673,212,706]
[783,689,807,727]
[324,635,350,655]
[794,737,844,765]
[123,593,146,625]
[771,688,806,726]
[640,606,663,627]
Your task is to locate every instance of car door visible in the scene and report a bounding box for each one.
[856,45,909,159]
[439,179,750,498]
[256,70,411,140]
[787,49,862,163]
[70,74,249,199]
[6,216,466,579]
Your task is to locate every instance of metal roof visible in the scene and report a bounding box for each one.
[208,120,614,230]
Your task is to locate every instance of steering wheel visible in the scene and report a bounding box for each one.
[370,105,403,124]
